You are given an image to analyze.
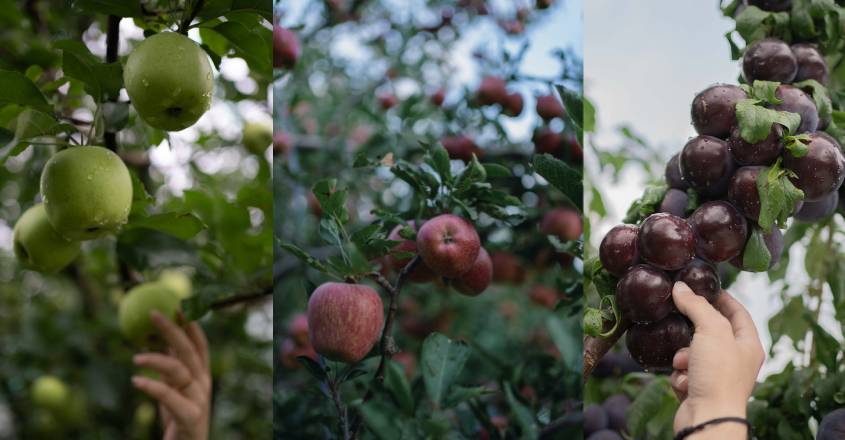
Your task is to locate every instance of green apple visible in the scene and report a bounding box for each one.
[31,409,60,435]
[40,146,132,241]
[158,268,192,299]
[118,282,181,346]
[31,375,69,411]
[124,32,214,131]
[13,204,81,272]
[56,390,87,427]
[133,402,156,429]
[242,122,273,154]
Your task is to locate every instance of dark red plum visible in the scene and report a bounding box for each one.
[602,394,631,433]
[665,153,690,190]
[674,258,721,304]
[680,136,736,197]
[659,188,690,218]
[792,43,828,85]
[591,350,643,378]
[728,124,782,166]
[688,201,748,263]
[794,191,838,222]
[626,314,693,370]
[743,38,798,84]
[784,132,845,201]
[728,166,764,221]
[587,430,623,440]
[599,224,639,277]
[747,0,791,11]
[772,85,818,134]
[691,84,747,138]
[616,264,674,324]
[731,226,785,271]
[584,404,609,436]
[818,408,845,440]
[637,213,696,270]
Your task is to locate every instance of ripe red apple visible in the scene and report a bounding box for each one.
[274,131,293,155]
[416,214,481,278]
[533,127,564,156]
[386,222,437,283]
[529,285,559,308]
[504,91,524,116]
[378,93,398,110]
[491,251,526,284]
[307,282,384,363]
[477,76,508,106]
[453,247,493,296]
[287,313,309,346]
[536,94,565,120]
[274,26,300,69]
[280,337,317,369]
[441,135,481,162]
[540,207,582,241]
[431,88,446,107]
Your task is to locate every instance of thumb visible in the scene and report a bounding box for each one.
[672,281,725,331]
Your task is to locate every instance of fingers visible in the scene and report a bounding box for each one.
[714,291,766,366]
[670,370,688,402]
[151,311,204,379]
[672,347,689,371]
[132,376,201,426]
[133,353,193,390]
[185,321,210,370]
[672,282,731,334]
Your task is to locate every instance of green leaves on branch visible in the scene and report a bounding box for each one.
[0,70,51,113]
[740,227,773,273]
[756,160,804,232]
[533,154,583,209]
[735,99,799,144]
[55,40,123,102]
[421,333,471,410]
[622,183,667,224]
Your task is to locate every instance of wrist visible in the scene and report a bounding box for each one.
[690,399,746,425]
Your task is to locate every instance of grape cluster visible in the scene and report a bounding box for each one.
[598,37,845,370]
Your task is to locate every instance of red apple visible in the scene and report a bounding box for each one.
[307,192,323,218]
[491,251,525,284]
[378,93,398,110]
[540,207,582,241]
[280,337,317,369]
[453,247,493,296]
[441,135,481,162]
[386,221,437,283]
[477,76,508,106]
[503,91,524,117]
[287,313,309,347]
[536,94,565,120]
[431,88,446,107]
[416,214,481,278]
[274,131,293,155]
[529,285,559,308]
[533,127,564,156]
[307,282,384,363]
[274,26,300,69]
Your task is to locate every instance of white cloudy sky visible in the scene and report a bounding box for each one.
[585,0,842,378]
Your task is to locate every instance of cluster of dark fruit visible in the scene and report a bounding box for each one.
[583,395,631,440]
[598,36,845,371]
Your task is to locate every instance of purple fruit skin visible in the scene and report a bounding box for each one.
[587,430,623,440]
[795,191,838,222]
[728,125,782,166]
[792,43,828,85]
[602,394,631,433]
[728,166,765,221]
[818,408,845,440]
[743,38,798,84]
[773,85,819,134]
[637,213,696,271]
[784,132,845,201]
[616,264,674,324]
[659,188,690,218]
[627,314,693,370]
[731,226,785,270]
[691,84,747,138]
[599,224,640,277]
[674,258,721,304]
[748,0,792,11]
[688,201,749,263]
[584,404,609,436]
[680,136,736,197]
[665,153,690,190]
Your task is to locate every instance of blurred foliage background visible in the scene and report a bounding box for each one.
[0,1,274,438]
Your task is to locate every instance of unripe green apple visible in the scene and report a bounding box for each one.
[124,32,214,131]
[40,146,132,241]
[13,204,80,272]
[133,402,156,429]
[31,375,69,411]
[242,122,273,155]
[118,282,181,346]
[158,269,192,299]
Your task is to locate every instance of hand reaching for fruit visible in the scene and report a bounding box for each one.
[669,282,764,439]
[131,311,211,440]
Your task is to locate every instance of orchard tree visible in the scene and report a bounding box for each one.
[274,0,584,438]
[0,1,274,438]
[583,2,845,439]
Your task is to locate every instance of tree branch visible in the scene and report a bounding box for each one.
[104,15,120,152]
[582,317,631,382]
[180,0,206,33]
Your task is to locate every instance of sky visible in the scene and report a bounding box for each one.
[585,0,842,378]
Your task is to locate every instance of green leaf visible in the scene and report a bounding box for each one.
[768,296,809,347]
[421,333,471,410]
[429,143,452,184]
[736,98,800,142]
[627,378,678,440]
[54,40,123,101]
[583,307,604,337]
[482,162,511,178]
[279,242,331,274]
[756,162,804,232]
[126,212,206,240]
[207,21,271,75]
[385,360,414,415]
[443,385,490,408]
[505,383,538,439]
[1,109,60,160]
[0,70,51,114]
[589,186,607,218]
[532,154,582,209]
[622,184,668,224]
[793,79,832,123]
[739,227,772,272]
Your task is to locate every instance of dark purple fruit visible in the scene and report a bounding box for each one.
[637,213,696,270]
[784,132,845,201]
[794,191,838,221]
[599,224,639,277]
[584,404,608,436]
[665,153,690,190]
[659,188,690,218]
[730,226,784,270]
[591,350,643,378]
[727,166,764,220]
[688,201,748,263]
[742,38,798,84]
[616,264,674,324]
[791,43,828,85]
[772,85,818,134]
[674,258,721,304]
[818,408,845,440]
[691,84,747,138]
[587,430,623,440]
[747,0,791,11]
[602,394,631,433]
[680,136,736,197]
[627,314,693,370]
[727,124,782,166]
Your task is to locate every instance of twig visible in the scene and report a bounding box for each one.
[180,0,206,34]
[209,284,273,310]
[104,15,120,151]
[327,374,351,440]
[582,316,631,382]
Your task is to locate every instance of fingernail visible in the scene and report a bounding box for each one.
[673,281,691,293]
[131,376,145,387]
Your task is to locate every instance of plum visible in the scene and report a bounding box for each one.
[730,226,784,270]
[792,43,828,85]
[665,153,690,190]
[680,135,736,197]
[743,38,798,84]
[794,191,838,222]
[626,314,693,370]
[784,132,845,201]
[688,201,748,263]
[616,264,674,324]
[591,350,643,378]
[587,430,623,440]
[637,213,696,270]
[727,166,764,220]
[584,404,609,436]
[691,84,747,138]
[727,124,782,166]
[674,258,721,304]
[659,188,690,218]
[818,408,845,440]
[602,394,631,433]
[772,85,818,134]
[599,224,639,277]
[747,0,791,11]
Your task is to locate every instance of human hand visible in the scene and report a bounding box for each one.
[670,282,764,439]
[131,311,211,440]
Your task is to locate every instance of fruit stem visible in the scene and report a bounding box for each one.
[582,316,631,382]
[104,15,119,151]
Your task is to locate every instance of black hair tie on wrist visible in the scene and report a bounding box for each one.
[674,417,752,440]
